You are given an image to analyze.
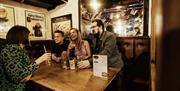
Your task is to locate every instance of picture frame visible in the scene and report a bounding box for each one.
[0,6,15,38]
[25,10,46,40]
[79,0,147,37]
[51,14,72,39]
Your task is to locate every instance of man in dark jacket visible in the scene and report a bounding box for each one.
[91,19,123,69]
[79,19,124,91]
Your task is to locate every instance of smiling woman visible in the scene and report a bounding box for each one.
[68,28,91,61]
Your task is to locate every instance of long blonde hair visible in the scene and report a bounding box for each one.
[69,28,83,50]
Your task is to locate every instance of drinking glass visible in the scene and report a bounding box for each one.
[45,50,51,66]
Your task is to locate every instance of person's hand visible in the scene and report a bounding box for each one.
[77,60,90,69]
[35,53,51,65]
[68,43,75,50]
[21,74,32,82]
[61,51,68,60]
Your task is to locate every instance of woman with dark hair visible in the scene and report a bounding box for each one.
[0,25,50,91]
[6,25,30,45]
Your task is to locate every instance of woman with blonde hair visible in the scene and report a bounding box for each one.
[68,28,91,61]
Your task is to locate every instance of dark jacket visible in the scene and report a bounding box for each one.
[92,31,124,69]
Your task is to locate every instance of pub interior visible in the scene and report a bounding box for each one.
[0,0,180,91]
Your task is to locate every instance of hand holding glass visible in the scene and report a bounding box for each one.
[68,43,75,50]
[43,45,51,65]
[45,52,51,66]
[35,53,51,65]
[77,60,90,69]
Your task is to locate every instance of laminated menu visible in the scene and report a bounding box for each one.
[93,55,108,79]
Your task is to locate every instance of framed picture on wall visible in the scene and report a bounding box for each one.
[80,0,146,37]
[0,6,15,39]
[25,10,46,40]
[51,14,72,39]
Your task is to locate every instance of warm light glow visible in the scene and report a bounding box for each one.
[155,14,162,36]
[114,20,126,36]
[116,20,122,26]
[90,1,101,11]
[115,6,122,9]
[0,25,3,30]
[115,14,120,19]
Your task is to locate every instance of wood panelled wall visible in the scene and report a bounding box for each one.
[117,37,150,91]
[157,0,180,91]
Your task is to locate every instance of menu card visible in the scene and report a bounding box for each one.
[93,55,108,79]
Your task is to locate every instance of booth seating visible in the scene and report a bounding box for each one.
[117,37,150,91]
[1,37,151,91]
[27,40,53,59]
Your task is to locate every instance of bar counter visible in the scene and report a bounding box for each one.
[30,61,120,91]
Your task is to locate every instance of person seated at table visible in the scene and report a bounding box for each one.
[51,30,70,62]
[67,28,91,61]
[78,19,124,69]
[0,25,51,91]
[78,19,124,91]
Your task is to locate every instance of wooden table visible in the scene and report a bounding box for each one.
[30,61,120,91]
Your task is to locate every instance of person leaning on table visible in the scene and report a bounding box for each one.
[78,19,124,69]
[78,19,124,91]
[51,30,70,63]
[0,25,51,91]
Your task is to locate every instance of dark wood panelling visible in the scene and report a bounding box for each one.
[117,37,150,91]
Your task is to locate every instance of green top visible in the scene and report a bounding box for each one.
[0,44,38,91]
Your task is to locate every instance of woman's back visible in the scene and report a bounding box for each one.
[0,44,38,91]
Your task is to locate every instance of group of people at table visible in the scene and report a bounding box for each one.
[0,19,124,91]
